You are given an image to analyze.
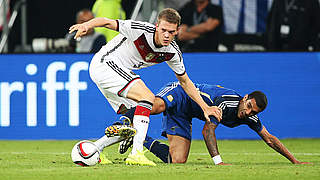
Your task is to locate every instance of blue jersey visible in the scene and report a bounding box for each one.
[156,82,263,140]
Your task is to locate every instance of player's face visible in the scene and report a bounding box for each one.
[237,95,261,119]
[155,20,179,46]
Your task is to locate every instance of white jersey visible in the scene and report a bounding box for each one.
[99,19,185,75]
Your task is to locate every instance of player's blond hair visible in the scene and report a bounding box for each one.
[157,8,181,26]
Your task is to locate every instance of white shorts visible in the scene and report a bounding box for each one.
[89,53,139,114]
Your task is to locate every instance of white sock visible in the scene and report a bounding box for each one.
[131,115,149,155]
[94,135,123,152]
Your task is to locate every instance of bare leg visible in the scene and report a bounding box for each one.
[167,134,191,163]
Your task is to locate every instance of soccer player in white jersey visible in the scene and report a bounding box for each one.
[69,8,222,166]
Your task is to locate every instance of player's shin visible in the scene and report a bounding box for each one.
[131,101,152,155]
[144,136,172,163]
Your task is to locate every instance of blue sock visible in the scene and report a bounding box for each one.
[113,107,136,125]
[144,136,171,163]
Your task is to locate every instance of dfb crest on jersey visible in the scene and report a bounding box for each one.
[145,53,155,61]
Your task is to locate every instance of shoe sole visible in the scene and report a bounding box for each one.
[119,127,136,138]
[119,137,133,154]
[105,126,136,138]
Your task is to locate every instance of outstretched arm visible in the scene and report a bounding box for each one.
[258,126,311,164]
[175,73,222,121]
[69,17,118,39]
[202,121,231,165]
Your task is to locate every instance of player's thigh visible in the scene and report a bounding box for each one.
[126,79,155,103]
[89,57,140,112]
[96,85,137,113]
[167,134,191,163]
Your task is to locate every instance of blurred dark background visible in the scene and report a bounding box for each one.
[8,0,95,52]
[3,0,320,53]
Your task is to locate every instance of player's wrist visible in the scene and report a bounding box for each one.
[212,155,222,165]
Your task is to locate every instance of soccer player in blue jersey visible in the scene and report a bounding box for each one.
[117,81,310,165]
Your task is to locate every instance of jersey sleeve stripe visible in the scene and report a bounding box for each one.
[170,41,183,62]
[131,23,155,31]
[222,95,240,97]
[156,82,179,97]
[249,115,259,122]
[131,21,155,28]
[218,100,239,109]
[131,22,156,33]
[131,26,155,33]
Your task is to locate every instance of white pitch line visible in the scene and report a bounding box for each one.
[0,152,319,156]
[191,152,320,156]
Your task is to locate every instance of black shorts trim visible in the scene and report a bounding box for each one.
[117,77,141,97]
[175,71,186,76]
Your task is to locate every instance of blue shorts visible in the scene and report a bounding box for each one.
[156,82,193,140]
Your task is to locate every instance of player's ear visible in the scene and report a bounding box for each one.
[243,94,249,100]
[175,26,180,35]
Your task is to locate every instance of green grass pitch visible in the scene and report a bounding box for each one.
[0,139,319,180]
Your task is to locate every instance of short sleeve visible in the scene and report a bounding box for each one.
[166,56,185,75]
[246,115,263,133]
[117,20,155,42]
[117,20,134,40]
[166,41,185,75]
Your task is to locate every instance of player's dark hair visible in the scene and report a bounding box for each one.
[248,91,268,111]
[157,8,181,26]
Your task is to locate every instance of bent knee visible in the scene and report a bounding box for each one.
[151,97,165,114]
[171,156,187,164]
[170,151,188,163]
